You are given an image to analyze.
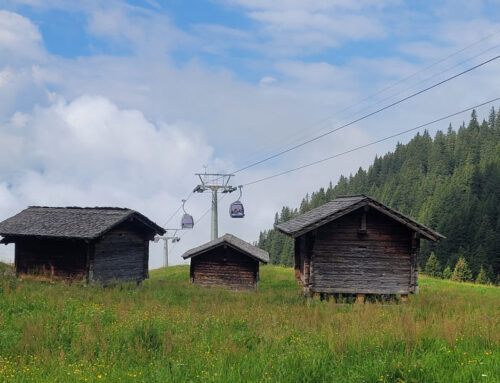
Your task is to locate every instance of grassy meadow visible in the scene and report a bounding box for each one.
[0,263,498,382]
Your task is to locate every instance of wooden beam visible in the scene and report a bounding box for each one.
[410,232,420,294]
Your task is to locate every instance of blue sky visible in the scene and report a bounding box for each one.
[7,0,500,80]
[1,0,500,265]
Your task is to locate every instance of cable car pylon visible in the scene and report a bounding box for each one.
[193,171,236,240]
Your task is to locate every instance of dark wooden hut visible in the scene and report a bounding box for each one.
[182,233,269,289]
[275,195,444,299]
[0,207,165,284]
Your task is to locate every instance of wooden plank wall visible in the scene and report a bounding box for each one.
[92,225,148,284]
[15,238,87,279]
[191,246,259,289]
[310,209,414,295]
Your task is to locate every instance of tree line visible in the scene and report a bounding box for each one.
[258,108,500,284]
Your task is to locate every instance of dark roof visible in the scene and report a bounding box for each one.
[182,233,269,263]
[275,194,445,242]
[0,206,166,241]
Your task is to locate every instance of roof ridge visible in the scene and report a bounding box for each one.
[28,206,133,211]
[182,233,269,263]
[334,194,369,198]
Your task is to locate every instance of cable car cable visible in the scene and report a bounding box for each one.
[239,43,500,169]
[242,96,500,187]
[234,32,500,167]
[332,43,500,129]
[231,54,500,175]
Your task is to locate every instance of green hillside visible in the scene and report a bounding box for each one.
[0,265,498,382]
[259,108,500,282]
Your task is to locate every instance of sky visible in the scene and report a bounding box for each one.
[0,0,500,267]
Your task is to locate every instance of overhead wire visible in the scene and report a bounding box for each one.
[242,96,500,187]
[330,43,500,130]
[238,44,500,170]
[334,29,500,117]
[232,54,500,175]
[235,30,500,167]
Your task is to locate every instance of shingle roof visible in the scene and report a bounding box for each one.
[182,233,269,263]
[0,206,165,241]
[275,194,445,242]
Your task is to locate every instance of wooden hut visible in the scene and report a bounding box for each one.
[182,233,269,289]
[0,207,165,284]
[275,195,444,299]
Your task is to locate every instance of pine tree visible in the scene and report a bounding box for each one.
[452,257,473,282]
[442,266,452,279]
[475,266,490,285]
[424,252,441,278]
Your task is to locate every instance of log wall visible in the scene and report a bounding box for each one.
[15,238,87,279]
[92,224,148,284]
[303,208,415,295]
[190,246,259,289]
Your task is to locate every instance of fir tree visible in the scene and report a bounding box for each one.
[442,266,452,279]
[424,252,441,278]
[475,267,490,285]
[452,257,473,282]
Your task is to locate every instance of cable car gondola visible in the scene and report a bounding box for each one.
[230,186,245,218]
[181,199,194,229]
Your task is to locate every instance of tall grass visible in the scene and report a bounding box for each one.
[0,263,498,382]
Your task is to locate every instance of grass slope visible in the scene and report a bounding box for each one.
[0,264,498,382]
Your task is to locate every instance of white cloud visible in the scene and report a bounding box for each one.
[259,76,277,86]
[218,0,388,55]
[87,6,195,56]
[0,94,218,267]
[0,10,45,62]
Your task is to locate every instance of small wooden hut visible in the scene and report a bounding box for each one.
[182,233,269,289]
[275,195,444,299]
[0,207,165,284]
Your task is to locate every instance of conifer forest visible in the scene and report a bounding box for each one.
[258,108,500,283]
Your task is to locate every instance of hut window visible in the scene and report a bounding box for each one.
[357,207,368,235]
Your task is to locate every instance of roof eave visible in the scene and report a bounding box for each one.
[182,241,269,263]
[0,233,93,242]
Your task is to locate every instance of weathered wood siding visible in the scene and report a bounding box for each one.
[15,238,87,278]
[309,208,414,294]
[190,246,259,289]
[92,224,148,284]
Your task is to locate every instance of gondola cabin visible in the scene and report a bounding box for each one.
[181,213,194,229]
[229,186,245,218]
[229,201,245,218]
[0,207,165,284]
[275,195,444,299]
[182,233,269,289]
